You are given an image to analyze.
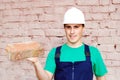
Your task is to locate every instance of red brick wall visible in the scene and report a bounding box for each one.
[0,0,120,80]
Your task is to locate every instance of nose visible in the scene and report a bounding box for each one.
[70,27,75,34]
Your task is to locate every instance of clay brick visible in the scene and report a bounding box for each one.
[110,12,120,20]
[28,29,45,36]
[76,6,92,13]
[0,27,2,35]
[27,1,42,8]
[24,15,38,22]
[3,15,20,22]
[91,5,115,13]
[0,3,5,10]
[106,75,115,80]
[54,0,75,6]
[116,44,120,51]
[98,37,114,44]
[0,0,2,3]
[106,52,120,60]
[54,7,66,14]
[111,60,120,67]
[106,67,120,80]
[54,14,64,24]
[91,30,99,36]
[44,7,54,14]
[3,9,22,16]
[99,0,110,5]
[112,37,120,44]
[45,29,65,37]
[100,21,120,29]
[98,29,110,36]
[85,13,109,21]
[0,11,3,23]
[49,37,64,46]
[76,0,99,5]
[112,0,120,4]
[12,1,51,9]
[39,0,53,6]
[117,6,120,12]
[28,22,48,29]
[16,1,33,9]
[10,2,22,9]
[43,14,55,21]
[3,22,20,29]
[109,29,117,36]
[84,29,99,37]
[105,60,112,67]
[47,22,64,29]
[2,28,22,36]
[84,13,93,21]
[0,55,8,62]
[24,7,44,15]
[117,29,120,36]
[85,21,100,29]
[35,14,55,22]
[0,68,7,80]
[7,37,32,45]
[91,13,110,20]
[2,0,19,3]
[97,44,115,52]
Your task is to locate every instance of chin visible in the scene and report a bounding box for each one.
[69,41,78,44]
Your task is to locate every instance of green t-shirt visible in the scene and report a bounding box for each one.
[44,43,108,77]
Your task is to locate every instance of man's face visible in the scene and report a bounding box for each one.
[64,24,84,44]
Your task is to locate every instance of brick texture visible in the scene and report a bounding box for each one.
[0,0,120,80]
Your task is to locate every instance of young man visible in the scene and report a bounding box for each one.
[28,7,108,80]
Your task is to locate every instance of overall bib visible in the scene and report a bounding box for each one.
[54,44,93,80]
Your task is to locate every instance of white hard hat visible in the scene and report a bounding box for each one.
[63,7,85,24]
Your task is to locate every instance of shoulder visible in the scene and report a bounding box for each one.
[89,45,99,52]
[87,45,104,62]
[87,45,101,57]
[47,47,56,59]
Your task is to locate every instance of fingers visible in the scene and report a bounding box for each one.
[27,57,39,63]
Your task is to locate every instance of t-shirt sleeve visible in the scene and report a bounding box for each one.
[44,48,56,74]
[91,47,108,77]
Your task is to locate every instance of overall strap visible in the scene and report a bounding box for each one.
[84,44,90,56]
[55,46,62,62]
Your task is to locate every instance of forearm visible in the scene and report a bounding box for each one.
[33,61,50,80]
[96,76,106,80]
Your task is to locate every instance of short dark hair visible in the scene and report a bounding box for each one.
[64,24,85,27]
[82,24,85,27]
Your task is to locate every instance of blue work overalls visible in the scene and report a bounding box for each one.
[54,44,93,80]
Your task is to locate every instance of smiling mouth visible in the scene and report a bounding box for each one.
[70,35,76,39]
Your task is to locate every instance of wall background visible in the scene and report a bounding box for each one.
[0,0,120,80]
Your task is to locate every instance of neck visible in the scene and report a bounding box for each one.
[66,41,83,48]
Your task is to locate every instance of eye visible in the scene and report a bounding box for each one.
[64,26,71,29]
[74,26,79,28]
